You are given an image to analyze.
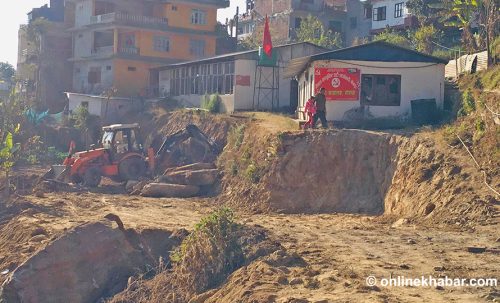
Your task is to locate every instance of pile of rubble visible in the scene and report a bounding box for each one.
[127,162,219,198]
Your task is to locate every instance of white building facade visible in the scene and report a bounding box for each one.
[370,0,416,33]
[156,42,326,113]
[286,41,447,122]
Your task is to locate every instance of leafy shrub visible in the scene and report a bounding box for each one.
[458,89,476,116]
[413,25,441,54]
[473,118,486,142]
[201,94,221,113]
[21,136,67,164]
[47,146,68,163]
[73,105,91,130]
[374,28,413,49]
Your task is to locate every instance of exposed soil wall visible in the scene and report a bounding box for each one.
[220,128,496,225]
[266,131,399,215]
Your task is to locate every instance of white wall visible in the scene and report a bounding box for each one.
[68,93,104,116]
[75,0,94,27]
[233,59,257,110]
[371,0,409,31]
[158,43,326,112]
[73,59,114,94]
[67,93,141,123]
[74,31,93,58]
[298,60,445,121]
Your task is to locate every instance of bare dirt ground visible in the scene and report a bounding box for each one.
[1,189,498,302]
[1,110,498,302]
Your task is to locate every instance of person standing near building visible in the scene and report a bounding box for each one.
[303,96,316,129]
[313,87,328,128]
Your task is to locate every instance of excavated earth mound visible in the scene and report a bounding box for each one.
[0,220,181,303]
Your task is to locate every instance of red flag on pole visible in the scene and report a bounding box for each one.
[262,15,273,57]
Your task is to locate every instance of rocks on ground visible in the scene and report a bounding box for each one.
[136,162,220,198]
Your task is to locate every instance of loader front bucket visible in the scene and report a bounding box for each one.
[43,165,70,183]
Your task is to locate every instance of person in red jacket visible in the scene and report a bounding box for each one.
[303,96,316,129]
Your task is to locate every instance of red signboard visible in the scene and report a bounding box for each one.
[236,75,251,87]
[314,68,360,101]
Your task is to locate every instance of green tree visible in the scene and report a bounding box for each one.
[295,15,342,49]
[374,28,413,49]
[0,93,24,197]
[441,0,480,52]
[0,62,15,82]
[238,23,288,51]
[406,0,448,25]
[413,25,442,54]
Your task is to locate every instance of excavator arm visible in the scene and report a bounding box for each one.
[155,124,219,168]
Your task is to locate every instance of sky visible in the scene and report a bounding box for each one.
[0,0,246,67]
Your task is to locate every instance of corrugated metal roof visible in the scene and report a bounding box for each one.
[152,41,327,71]
[284,41,449,78]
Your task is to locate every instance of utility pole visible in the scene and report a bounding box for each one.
[235,6,239,41]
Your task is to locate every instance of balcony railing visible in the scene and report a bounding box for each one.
[118,46,140,55]
[90,12,115,24]
[91,45,114,55]
[89,12,168,28]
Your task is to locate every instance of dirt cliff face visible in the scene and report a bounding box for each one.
[221,128,495,225]
[383,135,495,225]
[266,131,399,215]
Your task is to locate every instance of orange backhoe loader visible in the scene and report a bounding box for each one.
[44,123,218,187]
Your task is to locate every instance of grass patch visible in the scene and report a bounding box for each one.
[169,207,244,296]
[244,162,261,183]
[227,124,246,149]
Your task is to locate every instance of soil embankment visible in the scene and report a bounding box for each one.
[220,122,497,226]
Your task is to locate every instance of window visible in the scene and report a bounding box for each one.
[394,2,404,18]
[153,36,170,52]
[88,67,101,84]
[328,20,342,33]
[373,6,386,21]
[350,17,357,29]
[106,66,111,71]
[169,61,235,97]
[81,101,89,108]
[123,34,136,47]
[361,75,401,106]
[127,66,136,72]
[364,5,372,19]
[295,17,302,29]
[190,39,205,57]
[172,5,177,11]
[191,9,207,25]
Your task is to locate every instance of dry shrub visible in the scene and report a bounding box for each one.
[168,207,244,298]
[109,207,246,303]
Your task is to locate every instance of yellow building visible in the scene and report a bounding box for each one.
[66,0,229,97]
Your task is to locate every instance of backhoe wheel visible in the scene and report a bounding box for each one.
[83,167,102,187]
[119,157,146,181]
